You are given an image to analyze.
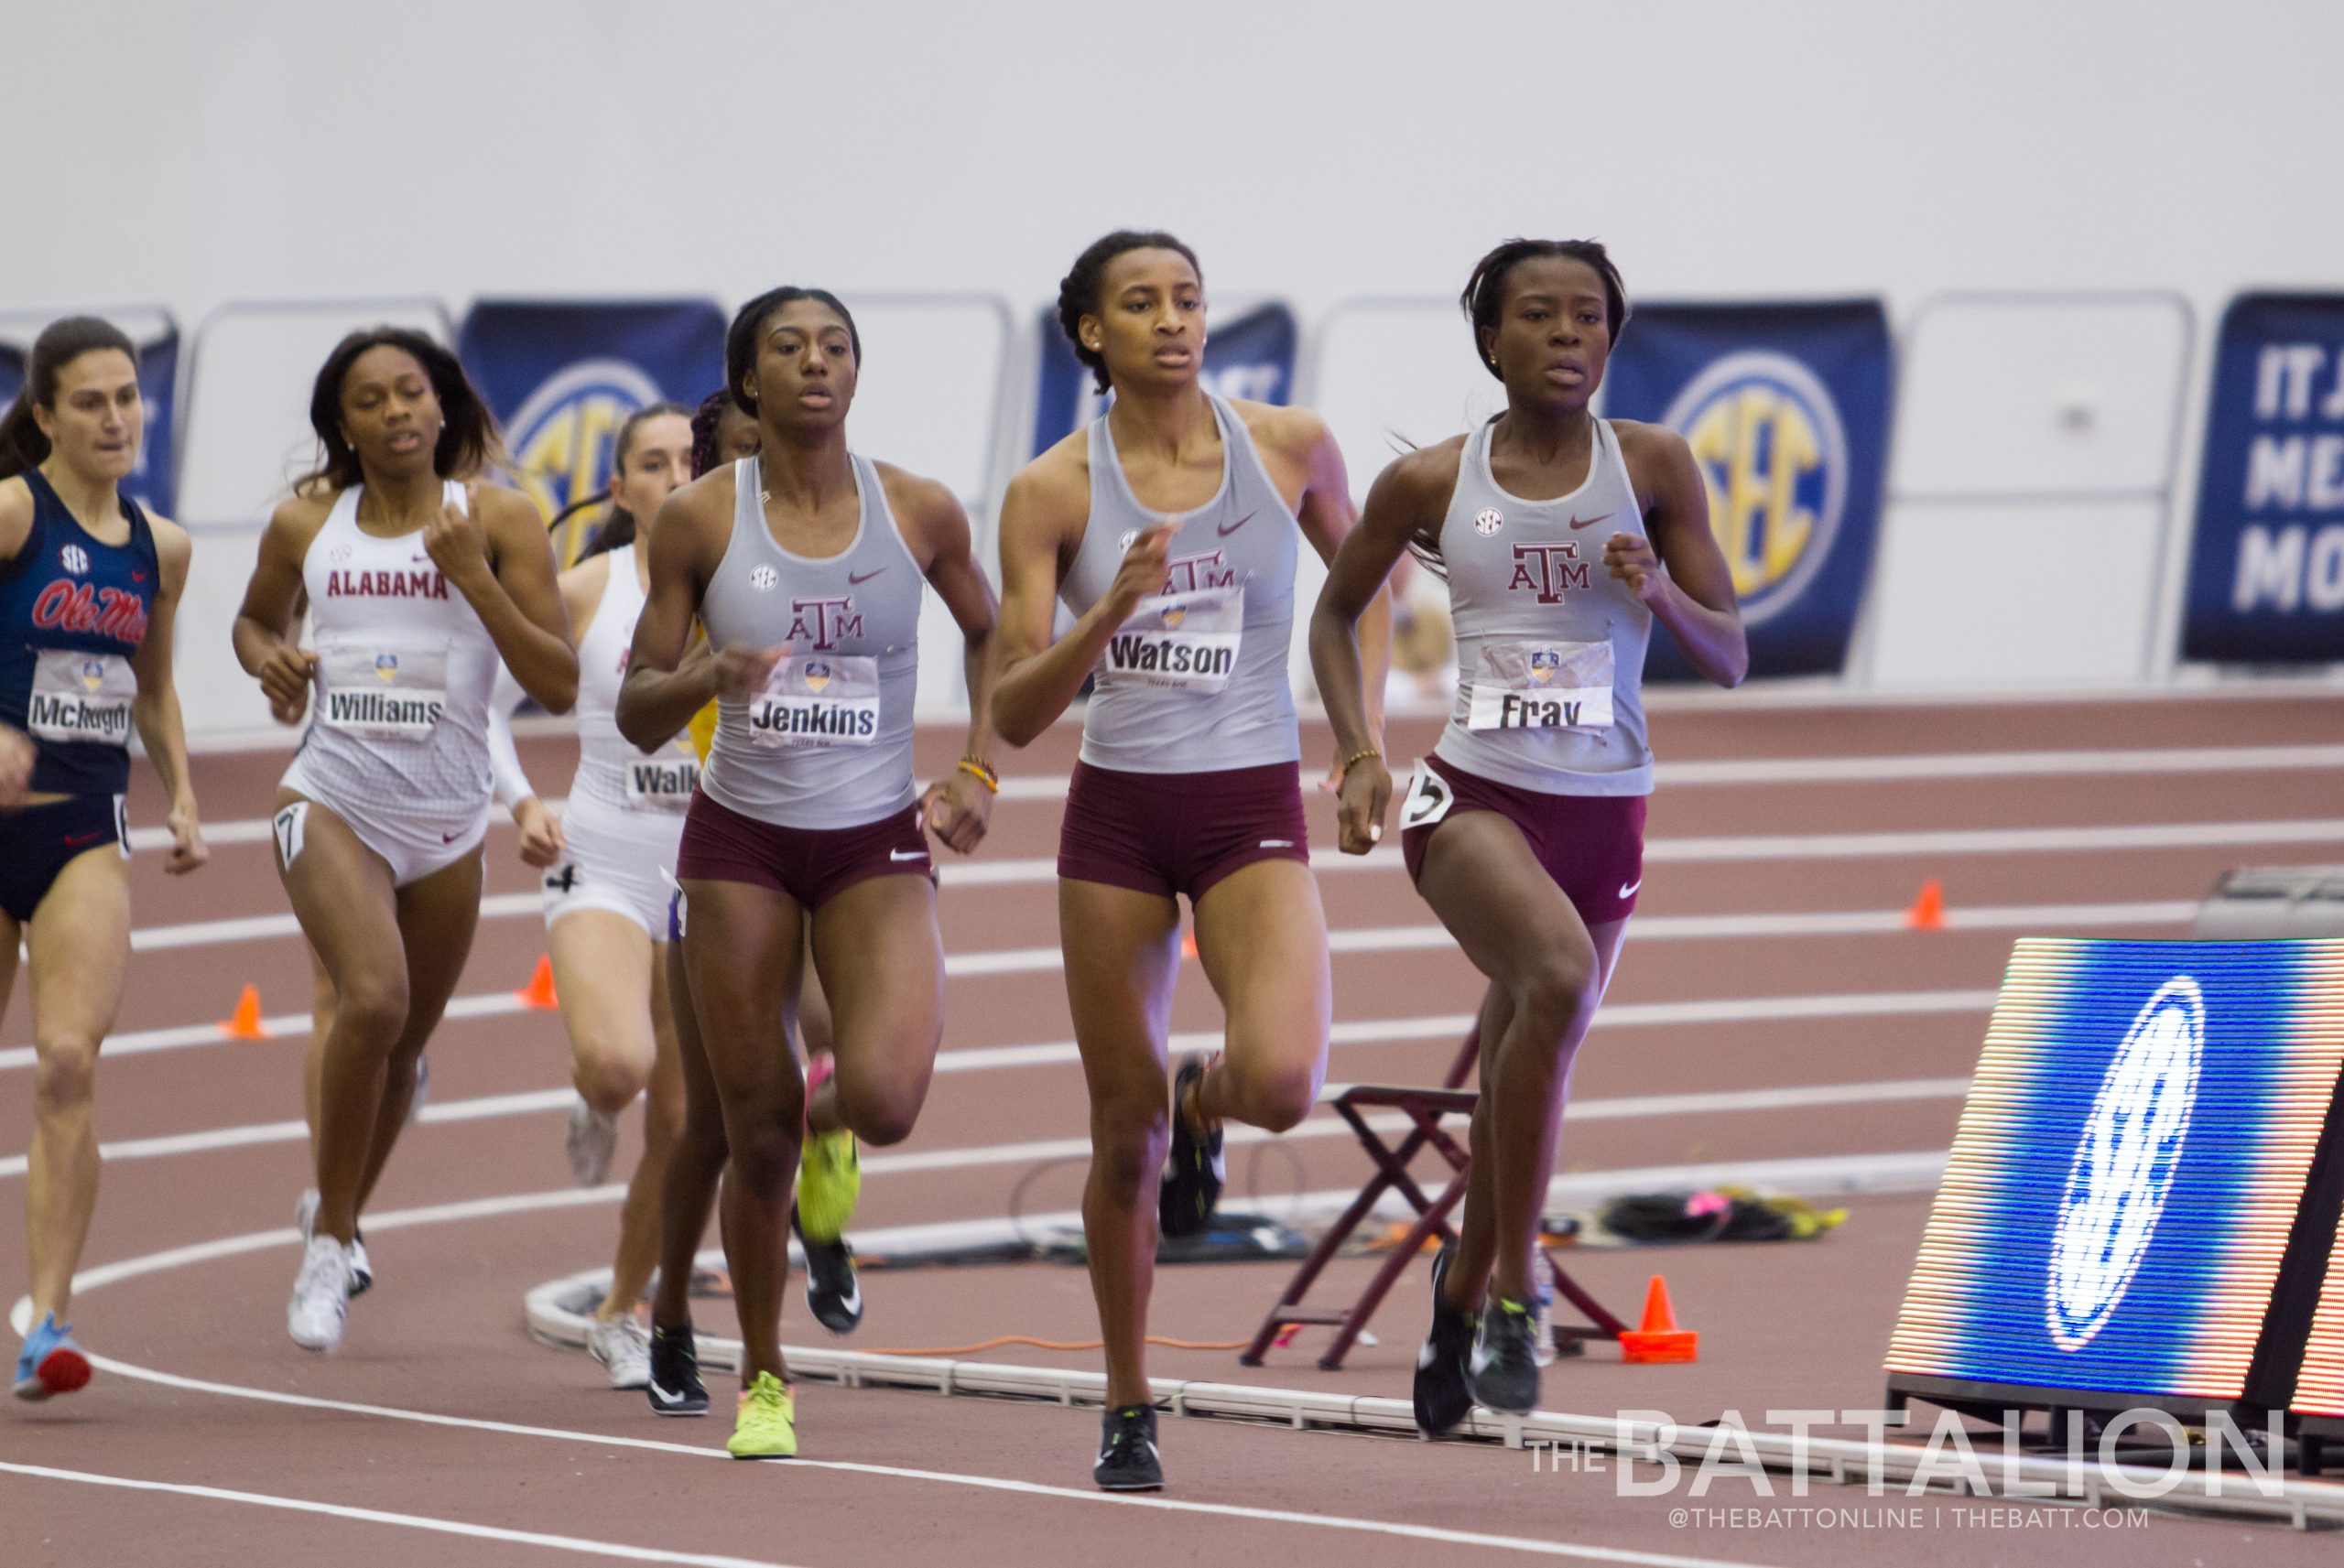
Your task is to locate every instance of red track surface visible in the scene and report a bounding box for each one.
[4,691,2342,1567]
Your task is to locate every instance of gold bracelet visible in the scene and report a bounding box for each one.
[1339,748,1382,776]
[956,757,1001,794]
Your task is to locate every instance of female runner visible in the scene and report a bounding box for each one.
[617,288,999,1458]
[233,328,577,1354]
[1,316,207,1399]
[485,401,694,1389]
[1310,238,1745,1428]
[992,230,1386,1490]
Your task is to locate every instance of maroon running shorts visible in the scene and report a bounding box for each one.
[1398,752,1647,926]
[1057,759,1309,902]
[676,789,930,911]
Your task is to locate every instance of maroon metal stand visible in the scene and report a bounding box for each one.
[1241,1023,1631,1370]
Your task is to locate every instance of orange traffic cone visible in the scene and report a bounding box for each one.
[1619,1274,1698,1364]
[1903,878,1947,931]
[219,984,270,1041]
[1180,929,1198,960]
[515,955,559,1010]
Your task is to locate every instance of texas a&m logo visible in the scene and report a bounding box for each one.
[1507,542,1590,605]
[785,596,863,651]
[1162,549,1237,594]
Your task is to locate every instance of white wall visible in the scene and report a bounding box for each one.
[8,1,2340,722]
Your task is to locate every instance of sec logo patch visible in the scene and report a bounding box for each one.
[1473,509,1503,537]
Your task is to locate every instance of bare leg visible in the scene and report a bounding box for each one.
[653,932,728,1329]
[606,935,685,1317]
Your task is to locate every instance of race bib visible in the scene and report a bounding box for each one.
[27,649,136,747]
[1465,641,1614,732]
[1099,585,1243,694]
[747,654,880,748]
[625,743,701,809]
[1398,759,1454,830]
[316,640,450,741]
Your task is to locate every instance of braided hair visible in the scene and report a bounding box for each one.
[1055,230,1202,395]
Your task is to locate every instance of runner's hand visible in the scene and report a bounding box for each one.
[425,481,494,593]
[259,643,320,725]
[1104,522,1179,619]
[0,724,33,806]
[1604,532,1666,604]
[1335,754,1391,857]
[164,802,209,876]
[713,643,788,704]
[919,768,994,856]
[513,796,564,870]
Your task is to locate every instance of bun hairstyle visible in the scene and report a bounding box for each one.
[1459,238,1628,380]
[0,315,138,479]
[298,326,503,492]
[1055,229,1203,395]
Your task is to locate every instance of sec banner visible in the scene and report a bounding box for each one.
[2182,293,2344,664]
[0,315,179,518]
[458,299,726,557]
[1601,301,1893,680]
[1030,300,1297,457]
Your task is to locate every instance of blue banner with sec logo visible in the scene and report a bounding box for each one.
[0,315,179,518]
[1030,300,1297,456]
[458,298,726,553]
[2182,293,2344,664]
[1601,301,1892,680]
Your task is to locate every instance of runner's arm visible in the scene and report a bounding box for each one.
[905,475,1000,853]
[1612,427,1745,688]
[129,515,205,873]
[232,498,326,726]
[1286,409,1390,768]
[445,484,579,714]
[616,488,719,750]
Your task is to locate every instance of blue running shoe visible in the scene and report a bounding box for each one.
[14,1313,91,1401]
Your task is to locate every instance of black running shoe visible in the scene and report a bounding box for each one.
[1467,1294,1541,1415]
[1157,1054,1224,1239]
[645,1323,709,1417]
[1414,1243,1477,1436]
[795,1206,863,1336]
[1093,1403,1164,1492]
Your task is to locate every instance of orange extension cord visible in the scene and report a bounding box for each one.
[858,1334,1251,1357]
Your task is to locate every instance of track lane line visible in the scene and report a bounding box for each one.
[0,1461,804,1568]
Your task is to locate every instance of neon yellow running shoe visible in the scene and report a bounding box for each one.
[727,1371,798,1459]
[797,1126,861,1245]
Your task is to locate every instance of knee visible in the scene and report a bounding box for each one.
[1219,1054,1317,1135]
[574,1045,649,1113]
[1089,1090,1170,1200]
[333,976,409,1049]
[33,1034,100,1116]
[1510,951,1598,1051]
[835,1076,920,1149]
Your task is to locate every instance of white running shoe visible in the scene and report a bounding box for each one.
[288,1236,355,1353]
[297,1188,373,1296]
[566,1097,621,1187]
[587,1314,653,1390]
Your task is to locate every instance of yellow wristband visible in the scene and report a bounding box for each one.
[957,757,1000,794]
[1340,748,1382,776]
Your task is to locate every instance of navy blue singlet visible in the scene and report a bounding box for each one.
[0,468,158,796]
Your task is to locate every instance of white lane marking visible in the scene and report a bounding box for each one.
[0,1461,801,1568]
[138,742,2344,850]
[5,1214,1785,1567]
[0,1055,1978,1182]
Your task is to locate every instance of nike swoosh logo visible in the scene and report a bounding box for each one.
[65,831,107,848]
[838,1280,862,1315]
[1619,879,1642,898]
[1470,1342,1498,1375]
[848,568,885,585]
[889,849,928,862]
[130,570,150,582]
[1568,513,1613,530]
[1217,511,1256,537]
[442,829,464,843]
[1417,1339,1439,1369]
[647,1380,689,1406]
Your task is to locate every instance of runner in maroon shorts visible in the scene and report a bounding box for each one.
[614,287,1001,1458]
[993,230,1388,1491]
[1311,238,1746,1429]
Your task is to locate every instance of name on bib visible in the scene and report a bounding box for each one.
[1465,641,1615,731]
[27,650,136,746]
[1101,586,1243,695]
[317,641,450,741]
[625,750,701,808]
[748,654,881,748]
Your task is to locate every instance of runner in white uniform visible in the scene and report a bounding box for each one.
[1311,239,1745,1428]
[483,403,695,1390]
[233,327,577,1356]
